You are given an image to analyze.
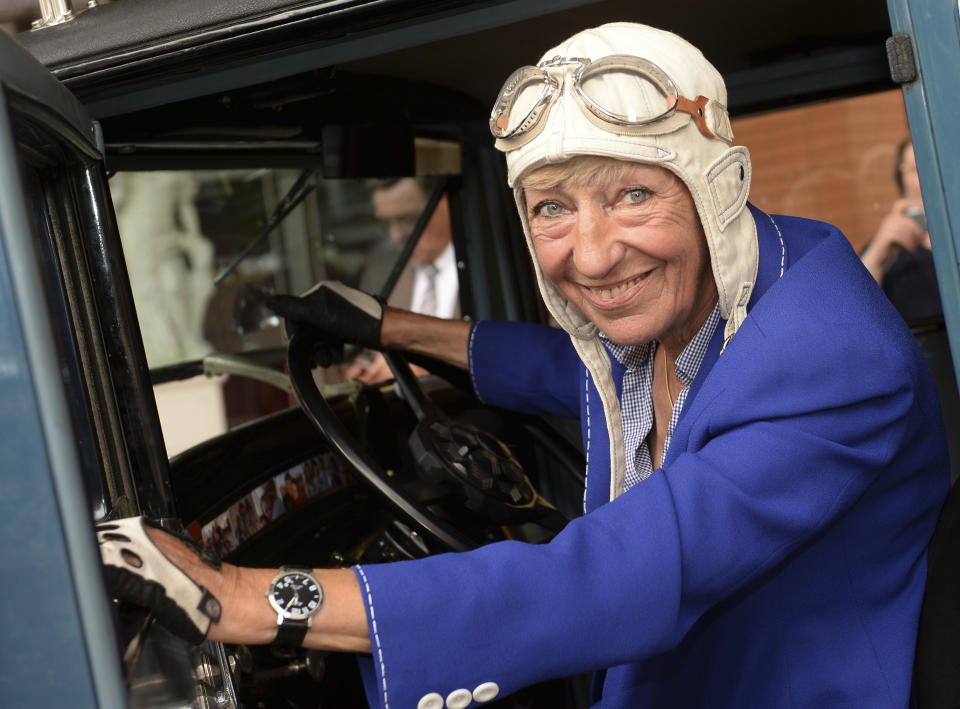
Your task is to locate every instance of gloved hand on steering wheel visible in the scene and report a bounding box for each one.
[261,281,384,367]
[97,516,222,646]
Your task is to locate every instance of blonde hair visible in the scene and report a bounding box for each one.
[517,155,646,190]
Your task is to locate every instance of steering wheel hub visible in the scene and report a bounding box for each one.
[411,419,536,516]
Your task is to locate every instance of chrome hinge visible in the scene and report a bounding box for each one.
[31,0,103,30]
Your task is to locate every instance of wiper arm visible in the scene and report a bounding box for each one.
[378,176,451,422]
[213,167,317,286]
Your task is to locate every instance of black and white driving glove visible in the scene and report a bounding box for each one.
[97,516,222,646]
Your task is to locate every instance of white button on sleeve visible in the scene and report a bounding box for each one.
[445,688,473,708]
[417,692,444,709]
[473,682,500,703]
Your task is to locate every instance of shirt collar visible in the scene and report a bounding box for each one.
[415,240,455,274]
[600,303,722,385]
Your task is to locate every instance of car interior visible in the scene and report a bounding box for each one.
[2,0,959,707]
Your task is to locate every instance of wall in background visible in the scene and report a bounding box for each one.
[734,89,910,252]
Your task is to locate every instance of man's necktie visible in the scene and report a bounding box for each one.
[419,264,439,316]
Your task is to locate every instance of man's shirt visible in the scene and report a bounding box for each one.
[411,241,459,319]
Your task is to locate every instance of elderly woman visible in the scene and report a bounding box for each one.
[100,23,948,708]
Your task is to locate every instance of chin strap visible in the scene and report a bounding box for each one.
[97,516,222,646]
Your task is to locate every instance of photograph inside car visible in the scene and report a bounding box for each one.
[2,0,959,707]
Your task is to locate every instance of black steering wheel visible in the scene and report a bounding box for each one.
[286,329,569,554]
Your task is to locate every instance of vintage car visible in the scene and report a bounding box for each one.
[1,0,958,706]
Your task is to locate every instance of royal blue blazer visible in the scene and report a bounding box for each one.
[354,206,949,708]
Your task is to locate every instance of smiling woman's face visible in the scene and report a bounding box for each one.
[523,160,717,350]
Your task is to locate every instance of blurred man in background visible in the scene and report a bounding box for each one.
[348,176,459,383]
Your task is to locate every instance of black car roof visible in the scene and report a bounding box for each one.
[17,0,894,120]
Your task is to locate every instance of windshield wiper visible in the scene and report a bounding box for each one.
[213,167,316,286]
[379,176,449,299]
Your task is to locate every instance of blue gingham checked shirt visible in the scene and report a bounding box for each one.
[600,304,722,490]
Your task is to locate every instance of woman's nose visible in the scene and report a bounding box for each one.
[572,206,623,279]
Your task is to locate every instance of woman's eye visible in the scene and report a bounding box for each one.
[625,188,650,204]
[534,202,564,217]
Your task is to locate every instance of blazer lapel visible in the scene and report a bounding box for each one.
[662,204,787,469]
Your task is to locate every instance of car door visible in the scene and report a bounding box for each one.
[0,30,216,708]
[885,2,960,705]
[887,0,960,381]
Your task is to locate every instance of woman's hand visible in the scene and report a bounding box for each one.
[261,281,384,366]
[98,516,371,652]
[97,517,225,645]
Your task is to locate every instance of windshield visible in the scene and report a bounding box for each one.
[113,170,390,363]
[111,148,461,454]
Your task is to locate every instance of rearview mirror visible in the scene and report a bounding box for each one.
[322,123,415,178]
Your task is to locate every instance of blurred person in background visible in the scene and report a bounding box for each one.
[860,139,941,323]
[348,176,460,383]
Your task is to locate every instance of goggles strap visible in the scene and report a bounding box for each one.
[674,95,715,138]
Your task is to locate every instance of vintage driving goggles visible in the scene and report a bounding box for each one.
[489,55,728,144]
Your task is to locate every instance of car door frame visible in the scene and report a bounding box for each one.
[887,0,960,390]
[0,32,144,708]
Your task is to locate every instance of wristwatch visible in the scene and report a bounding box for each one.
[266,566,324,647]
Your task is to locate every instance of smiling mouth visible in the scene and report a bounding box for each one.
[585,273,648,302]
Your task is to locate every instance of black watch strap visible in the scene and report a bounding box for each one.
[274,618,310,647]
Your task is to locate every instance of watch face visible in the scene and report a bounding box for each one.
[268,571,323,620]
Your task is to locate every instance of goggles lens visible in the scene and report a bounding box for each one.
[576,56,678,126]
[490,66,558,139]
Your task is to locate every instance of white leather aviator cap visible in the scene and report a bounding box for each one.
[492,22,758,348]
